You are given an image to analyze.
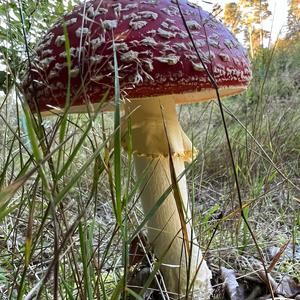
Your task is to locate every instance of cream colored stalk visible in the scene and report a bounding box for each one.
[124,98,212,299]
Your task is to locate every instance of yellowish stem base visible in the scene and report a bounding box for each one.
[134,155,212,299]
[124,98,212,299]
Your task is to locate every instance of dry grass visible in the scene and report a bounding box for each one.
[0,2,299,299]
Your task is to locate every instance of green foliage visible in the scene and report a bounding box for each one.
[0,0,79,73]
[0,1,299,299]
[224,0,272,57]
[223,2,241,35]
[0,71,12,92]
[249,39,300,100]
[287,0,300,39]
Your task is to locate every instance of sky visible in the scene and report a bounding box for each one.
[199,0,289,43]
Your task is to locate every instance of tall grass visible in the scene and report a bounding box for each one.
[0,2,299,300]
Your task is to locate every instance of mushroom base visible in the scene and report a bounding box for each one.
[134,155,212,299]
[124,98,212,299]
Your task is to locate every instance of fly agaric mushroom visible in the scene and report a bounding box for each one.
[22,0,252,298]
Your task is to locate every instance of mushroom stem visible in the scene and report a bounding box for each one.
[124,98,212,299]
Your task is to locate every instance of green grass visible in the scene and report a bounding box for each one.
[0,2,300,299]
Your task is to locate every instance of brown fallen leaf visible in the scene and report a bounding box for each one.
[221,267,245,300]
[275,276,300,298]
[255,261,300,298]
[129,233,148,267]
[268,240,290,272]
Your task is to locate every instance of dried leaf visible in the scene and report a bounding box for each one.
[221,267,245,300]
[268,240,290,272]
[128,267,153,299]
[255,262,277,291]
[268,244,300,261]
[255,261,300,298]
[129,233,148,266]
[276,276,300,298]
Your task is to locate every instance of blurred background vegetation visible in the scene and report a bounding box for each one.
[0,0,299,299]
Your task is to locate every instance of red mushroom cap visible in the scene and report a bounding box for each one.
[22,0,252,113]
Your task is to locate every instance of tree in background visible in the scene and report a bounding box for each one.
[287,0,300,39]
[223,2,241,35]
[211,3,223,18]
[237,0,272,57]
[223,1,272,57]
[0,0,79,92]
